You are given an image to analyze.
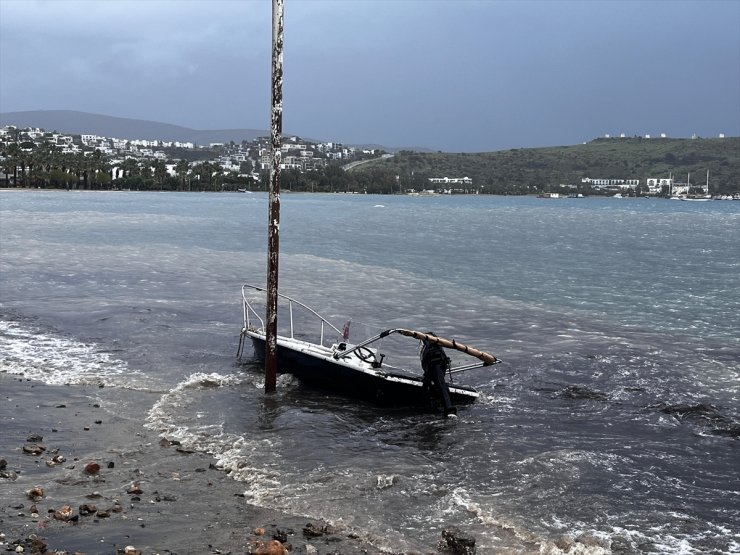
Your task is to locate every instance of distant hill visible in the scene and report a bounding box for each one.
[352,137,740,194]
[0,110,268,145]
[0,110,428,152]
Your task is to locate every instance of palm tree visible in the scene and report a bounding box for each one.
[175,159,190,191]
[121,157,140,179]
[152,159,167,190]
[210,162,223,191]
[90,150,111,189]
[1,143,20,186]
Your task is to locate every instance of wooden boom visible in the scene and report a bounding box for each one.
[395,328,499,366]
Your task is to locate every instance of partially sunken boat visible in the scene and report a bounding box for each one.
[238,284,500,416]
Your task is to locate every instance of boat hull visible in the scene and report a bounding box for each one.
[248,334,478,409]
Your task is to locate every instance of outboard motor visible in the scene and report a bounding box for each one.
[420,336,457,417]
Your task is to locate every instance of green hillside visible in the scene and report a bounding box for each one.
[351,137,740,195]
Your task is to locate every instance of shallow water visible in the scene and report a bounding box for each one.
[1,191,738,553]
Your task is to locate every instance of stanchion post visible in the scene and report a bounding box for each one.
[265,0,284,393]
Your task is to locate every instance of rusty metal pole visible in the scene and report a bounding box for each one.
[265,0,283,393]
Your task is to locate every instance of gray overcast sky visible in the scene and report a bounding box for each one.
[1,0,738,152]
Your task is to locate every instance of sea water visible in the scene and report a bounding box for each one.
[1,190,738,553]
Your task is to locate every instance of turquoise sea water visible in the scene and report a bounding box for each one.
[1,191,739,553]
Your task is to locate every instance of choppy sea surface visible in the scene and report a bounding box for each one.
[1,190,738,554]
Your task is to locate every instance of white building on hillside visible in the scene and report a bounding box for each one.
[645,178,673,195]
[582,177,640,190]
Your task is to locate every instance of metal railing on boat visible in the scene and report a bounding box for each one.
[241,283,343,348]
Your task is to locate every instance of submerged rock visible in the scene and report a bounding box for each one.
[26,487,44,500]
[302,522,327,538]
[22,444,45,456]
[83,461,101,475]
[273,528,290,543]
[10,534,46,554]
[79,503,98,516]
[250,539,288,555]
[439,527,476,555]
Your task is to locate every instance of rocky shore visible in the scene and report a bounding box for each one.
[0,375,386,555]
[1,375,478,555]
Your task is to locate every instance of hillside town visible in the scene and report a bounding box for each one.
[0,124,387,191]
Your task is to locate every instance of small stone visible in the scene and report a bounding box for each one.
[53,505,74,521]
[26,433,43,442]
[84,461,101,475]
[15,545,24,553]
[22,444,46,456]
[123,546,140,555]
[302,522,326,538]
[0,458,7,470]
[127,482,143,494]
[253,527,266,536]
[96,509,111,518]
[27,486,44,500]
[79,503,98,516]
[251,540,287,555]
[107,461,115,469]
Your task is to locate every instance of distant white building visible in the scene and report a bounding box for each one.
[582,177,640,190]
[81,134,103,146]
[646,178,673,195]
[428,177,473,185]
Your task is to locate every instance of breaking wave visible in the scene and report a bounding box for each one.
[0,319,148,389]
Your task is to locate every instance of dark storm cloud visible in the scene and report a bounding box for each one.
[1,0,738,152]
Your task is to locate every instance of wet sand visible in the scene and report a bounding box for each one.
[0,374,387,554]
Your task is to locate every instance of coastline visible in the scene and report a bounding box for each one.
[0,373,384,555]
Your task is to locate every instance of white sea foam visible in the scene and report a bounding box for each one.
[145,371,243,435]
[0,320,147,388]
[145,371,289,505]
[450,487,540,545]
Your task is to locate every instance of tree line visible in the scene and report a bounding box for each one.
[5,136,737,195]
[0,140,406,193]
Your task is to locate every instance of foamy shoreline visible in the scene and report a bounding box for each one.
[0,374,384,554]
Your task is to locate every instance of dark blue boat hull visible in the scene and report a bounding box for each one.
[250,336,478,409]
